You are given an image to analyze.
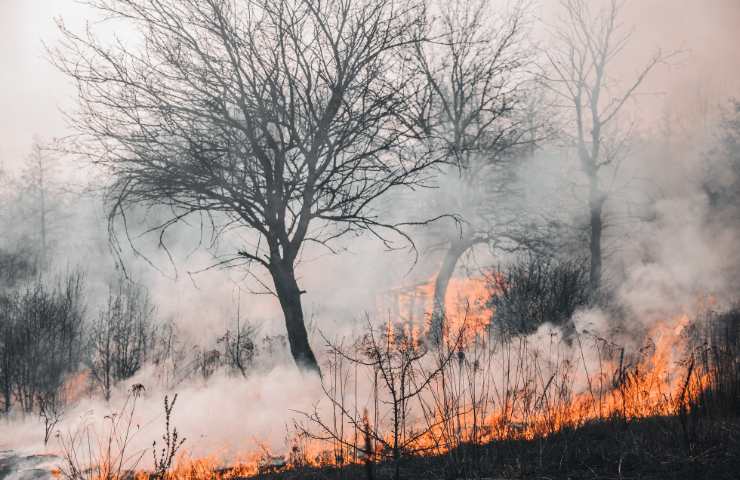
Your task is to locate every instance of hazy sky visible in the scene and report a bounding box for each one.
[1,0,739,172]
[0,0,92,172]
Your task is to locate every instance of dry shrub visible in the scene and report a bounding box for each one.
[488,254,589,336]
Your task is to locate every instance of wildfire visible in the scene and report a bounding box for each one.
[350,279,713,463]
[69,278,719,480]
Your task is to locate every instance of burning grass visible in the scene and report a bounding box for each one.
[54,282,739,480]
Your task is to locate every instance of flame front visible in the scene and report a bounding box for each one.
[93,277,719,479]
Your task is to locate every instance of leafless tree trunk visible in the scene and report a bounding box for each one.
[0,296,18,415]
[30,141,49,271]
[430,236,483,342]
[22,137,59,272]
[38,388,64,446]
[269,260,317,370]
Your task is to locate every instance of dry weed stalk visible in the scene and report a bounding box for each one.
[58,391,145,480]
[151,394,186,479]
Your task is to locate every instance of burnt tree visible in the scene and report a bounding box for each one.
[53,0,434,373]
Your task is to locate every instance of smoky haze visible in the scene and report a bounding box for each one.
[0,0,739,473]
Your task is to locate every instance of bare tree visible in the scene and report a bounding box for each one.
[88,277,155,401]
[0,272,85,416]
[38,387,65,446]
[705,100,740,217]
[22,137,57,271]
[0,247,36,290]
[1,136,62,278]
[0,137,67,273]
[542,0,668,292]
[53,0,436,374]
[412,0,539,340]
[217,306,257,378]
[0,294,19,414]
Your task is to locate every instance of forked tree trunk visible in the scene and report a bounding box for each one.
[430,237,482,344]
[270,261,320,375]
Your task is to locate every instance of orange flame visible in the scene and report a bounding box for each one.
[124,278,715,479]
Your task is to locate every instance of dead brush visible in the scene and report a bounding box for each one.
[678,307,740,449]
[158,307,736,480]
[151,394,185,479]
[58,391,146,480]
[296,317,465,480]
[415,310,494,479]
[58,390,186,480]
